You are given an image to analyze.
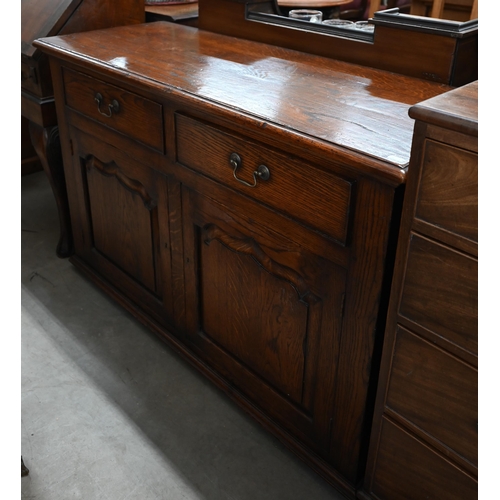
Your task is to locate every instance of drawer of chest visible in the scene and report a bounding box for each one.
[385,325,477,468]
[370,417,477,500]
[399,233,477,356]
[175,114,354,245]
[416,139,477,242]
[62,68,164,153]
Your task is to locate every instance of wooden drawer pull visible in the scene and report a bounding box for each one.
[229,152,270,188]
[94,92,120,117]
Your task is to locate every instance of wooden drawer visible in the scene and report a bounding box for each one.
[416,139,477,242]
[370,417,477,500]
[175,114,354,245]
[399,233,477,356]
[62,68,164,152]
[386,325,477,467]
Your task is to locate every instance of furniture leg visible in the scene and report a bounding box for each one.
[29,121,73,258]
[21,457,29,477]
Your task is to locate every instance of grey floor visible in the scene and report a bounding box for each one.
[21,171,348,500]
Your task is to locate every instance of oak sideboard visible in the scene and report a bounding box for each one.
[34,18,476,498]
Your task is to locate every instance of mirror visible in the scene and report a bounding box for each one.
[273,0,477,22]
[198,0,477,85]
[247,0,477,42]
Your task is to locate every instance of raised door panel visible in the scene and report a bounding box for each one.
[200,228,309,404]
[67,127,174,327]
[85,155,157,293]
[182,185,347,455]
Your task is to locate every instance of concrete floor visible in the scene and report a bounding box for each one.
[21,171,348,499]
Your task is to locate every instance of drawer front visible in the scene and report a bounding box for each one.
[371,417,477,500]
[63,68,164,152]
[386,326,477,467]
[416,139,477,242]
[175,114,353,245]
[399,233,477,355]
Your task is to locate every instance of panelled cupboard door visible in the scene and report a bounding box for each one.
[67,127,174,329]
[181,184,347,457]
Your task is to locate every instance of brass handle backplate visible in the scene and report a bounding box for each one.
[229,152,270,188]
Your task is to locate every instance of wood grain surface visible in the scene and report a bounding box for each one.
[409,80,478,136]
[34,22,450,169]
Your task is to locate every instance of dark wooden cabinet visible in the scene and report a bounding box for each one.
[21,0,144,257]
[34,20,470,498]
[360,81,478,500]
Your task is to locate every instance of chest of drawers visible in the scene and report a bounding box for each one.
[34,21,452,497]
[360,82,478,500]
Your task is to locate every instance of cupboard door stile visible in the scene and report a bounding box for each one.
[329,178,401,483]
[164,178,187,334]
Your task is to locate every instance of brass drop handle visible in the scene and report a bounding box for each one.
[94,93,120,117]
[229,153,270,188]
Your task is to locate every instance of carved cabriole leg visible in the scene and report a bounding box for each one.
[29,121,74,258]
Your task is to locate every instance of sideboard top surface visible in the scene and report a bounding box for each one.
[34,21,451,174]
